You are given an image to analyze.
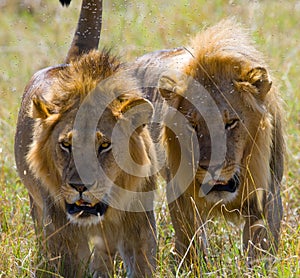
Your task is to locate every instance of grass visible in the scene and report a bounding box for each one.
[1,0,300,277]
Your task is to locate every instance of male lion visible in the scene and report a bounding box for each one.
[16,1,158,277]
[14,50,157,277]
[133,19,284,266]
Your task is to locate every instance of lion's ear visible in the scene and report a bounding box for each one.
[246,67,272,99]
[158,71,187,105]
[31,96,58,119]
[120,97,154,129]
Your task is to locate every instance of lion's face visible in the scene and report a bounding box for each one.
[191,88,264,204]
[29,92,154,226]
[27,51,155,225]
[159,64,273,205]
[49,109,114,224]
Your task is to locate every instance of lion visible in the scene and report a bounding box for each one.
[133,19,284,267]
[14,50,158,277]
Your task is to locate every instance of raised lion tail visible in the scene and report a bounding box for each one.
[64,0,103,63]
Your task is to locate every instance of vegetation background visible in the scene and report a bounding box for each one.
[0,0,299,277]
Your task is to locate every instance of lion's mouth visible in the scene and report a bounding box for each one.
[209,174,240,193]
[200,173,240,195]
[66,199,108,217]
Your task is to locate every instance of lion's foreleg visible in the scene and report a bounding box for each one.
[243,187,282,266]
[168,194,208,267]
[120,211,157,278]
[91,247,115,278]
[40,200,91,277]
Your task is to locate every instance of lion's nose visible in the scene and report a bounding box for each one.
[69,183,87,193]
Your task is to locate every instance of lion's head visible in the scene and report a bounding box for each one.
[27,50,156,225]
[157,20,283,212]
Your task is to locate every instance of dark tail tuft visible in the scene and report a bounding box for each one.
[59,0,72,7]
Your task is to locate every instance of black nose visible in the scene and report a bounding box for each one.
[69,183,87,193]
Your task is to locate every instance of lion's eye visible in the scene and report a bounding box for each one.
[60,141,72,152]
[225,119,239,130]
[98,142,112,154]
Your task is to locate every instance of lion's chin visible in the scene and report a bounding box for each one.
[66,200,108,225]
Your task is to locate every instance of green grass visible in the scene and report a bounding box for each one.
[1,0,300,277]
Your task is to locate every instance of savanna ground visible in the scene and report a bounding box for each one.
[0,0,299,277]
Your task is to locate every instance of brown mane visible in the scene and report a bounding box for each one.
[185,20,265,81]
[48,50,121,114]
